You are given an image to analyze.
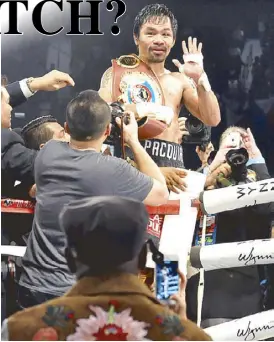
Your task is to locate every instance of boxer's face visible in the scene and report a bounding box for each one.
[1,87,12,129]
[135,16,175,63]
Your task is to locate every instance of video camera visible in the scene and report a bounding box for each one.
[212,147,250,188]
[182,115,211,152]
[105,102,129,146]
[226,147,249,182]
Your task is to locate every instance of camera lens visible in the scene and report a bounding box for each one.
[185,117,205,135]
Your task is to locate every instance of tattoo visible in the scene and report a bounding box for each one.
[100,67,113,88]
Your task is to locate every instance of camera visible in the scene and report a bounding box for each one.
[226,147,249,182]
[182,115,211,152]
[215,147,249,188]
[105,102,129,145]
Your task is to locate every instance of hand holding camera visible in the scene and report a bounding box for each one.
[208,148,231,173]
[196,142,214,166]
[115,111,139,147]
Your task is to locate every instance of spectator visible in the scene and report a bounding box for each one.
[2,196,211,341]
[18,89,168,308]
[186,126,273,327]
[1,70,75,322]
[1,70,75,198]
[22,115,68,150]
[4,70,75,108]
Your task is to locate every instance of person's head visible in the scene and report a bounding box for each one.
[65,90,111,145]
[219,126,247,150]
[1,86,12,129]
[133,4,177,64]
[60,196,149,279]
[22,115,67,150]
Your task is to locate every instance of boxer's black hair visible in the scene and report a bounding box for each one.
[22,115,57,150]
[133,4,178,39]
[66,90,111,141]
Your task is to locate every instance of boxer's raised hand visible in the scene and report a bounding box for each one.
[160,167,187,193]
[172,37,204,84]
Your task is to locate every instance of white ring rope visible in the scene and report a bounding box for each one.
[200,178,274,215]
[204,310,274,341]
[190,238,274,271]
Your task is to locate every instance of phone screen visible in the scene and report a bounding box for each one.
[155,260,179,301]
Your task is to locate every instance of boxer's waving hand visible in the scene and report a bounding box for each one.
[172,36,204,83]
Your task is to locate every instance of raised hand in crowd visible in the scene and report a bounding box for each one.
[205,162,232,190]
[28,70,75,93]
[240,128,262,159]
[169,270,187,320]
[160,167,187,193]
[196,142,214,166]
[178,117,190,140]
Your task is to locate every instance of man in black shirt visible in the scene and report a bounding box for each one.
[19,90,168,308]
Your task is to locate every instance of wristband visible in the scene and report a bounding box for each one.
[183,53,204,69]
[198,72,211,92]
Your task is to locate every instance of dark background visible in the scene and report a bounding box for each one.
[2,0,274,173]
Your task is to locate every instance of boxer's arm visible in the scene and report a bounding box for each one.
[98,67,113,102]
[181,73,221,127]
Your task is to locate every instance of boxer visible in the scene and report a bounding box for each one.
[99,3,221,173]
[99,4,221,279]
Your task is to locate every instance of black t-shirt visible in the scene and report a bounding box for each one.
[20,140,153,296]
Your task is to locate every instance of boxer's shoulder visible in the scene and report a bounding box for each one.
[160,72,184,90]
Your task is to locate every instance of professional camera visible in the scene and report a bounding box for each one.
[105,102,129,145]
[182,115,211,152]
[225,147,249,182]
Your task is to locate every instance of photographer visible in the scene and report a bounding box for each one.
[18,90,169,309]
[186,126,273,327]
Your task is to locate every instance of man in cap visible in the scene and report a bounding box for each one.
[2,196,211,341]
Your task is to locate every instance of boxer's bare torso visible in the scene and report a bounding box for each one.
[99,66,198,143]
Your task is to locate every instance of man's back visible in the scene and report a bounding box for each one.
[20,140,153,296]
[6,274,211,341]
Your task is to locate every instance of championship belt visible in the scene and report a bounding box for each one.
[112,54,168,140]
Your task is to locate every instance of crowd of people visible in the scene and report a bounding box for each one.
[1,3,274,341]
